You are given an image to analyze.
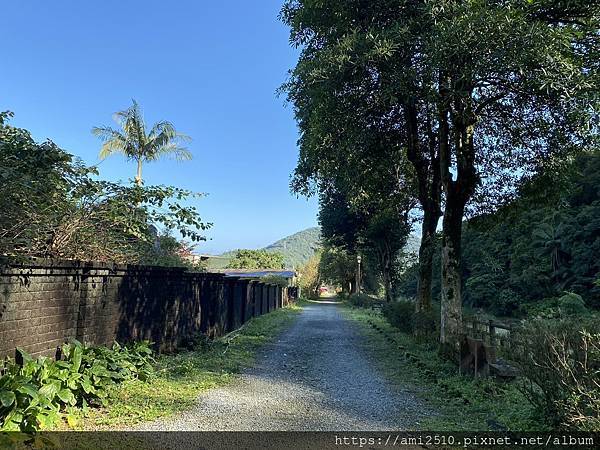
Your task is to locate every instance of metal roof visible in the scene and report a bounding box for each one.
[218,269,296,279]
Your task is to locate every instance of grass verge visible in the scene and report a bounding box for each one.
[342,306,543,431]
[69,303,302,430]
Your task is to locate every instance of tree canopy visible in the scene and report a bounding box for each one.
[92,100,192,186]
[226,249,285,270]
[0,112,210,264]
[281,0,600,352]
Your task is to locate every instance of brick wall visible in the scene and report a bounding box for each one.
[0,257,296,359]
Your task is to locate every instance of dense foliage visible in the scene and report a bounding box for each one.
[281,0,600,350]
[397,152,600,316]
[317,247,356,294]
[0,341,154,431]
[226,249,285,270]
[0,112,209,264]
[297,250,321,298]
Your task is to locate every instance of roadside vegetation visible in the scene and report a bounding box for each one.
[0,341,155,432]
[344,306,541,431]
[225,249,285,270]
[81,304,300,430]
[0,304,300,432]
[344,301,599,431]
[0,109,207,266]
[283,0,599,432]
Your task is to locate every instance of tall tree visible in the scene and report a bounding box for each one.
[281,0,441,316]
[427,0,599,351]
[0,112,210,262]
[282,0,599,354]
[318,182,413,302]
[92,100,192,185]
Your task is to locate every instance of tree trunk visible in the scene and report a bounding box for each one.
[437,74,477,358]
[439,192,464,352]
[135,159,143,186]
[382,252,393,303]
[415,205,440,312]
[404,100,442,314]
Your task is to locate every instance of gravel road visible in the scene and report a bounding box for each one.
[137,301,432,431]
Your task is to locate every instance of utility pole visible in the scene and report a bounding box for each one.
[356,254,362,294]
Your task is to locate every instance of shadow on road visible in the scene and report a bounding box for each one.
[137,301,433,431]
[304,299,342,305]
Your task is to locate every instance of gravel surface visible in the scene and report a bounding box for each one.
[136,301,433,431]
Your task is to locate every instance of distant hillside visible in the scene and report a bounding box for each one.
[212,227,322,270]
[264,227,322,269]
[208,228,417,270]
[202,255,232,270]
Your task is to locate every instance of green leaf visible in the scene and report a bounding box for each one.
[56,388,76,406]
[16,384,39,400]
[36,410,60,430]
[0,390,16,407]
[3,408,23,426]
[71,345,83,373]
[38,382,60,400]
[66,412,78,428]
[81,381,94,394]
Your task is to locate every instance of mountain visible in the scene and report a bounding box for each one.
[263,227,322,269]
[211,227,322,270]
[208,227,416,270]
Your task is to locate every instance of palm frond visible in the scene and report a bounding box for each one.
[93,100,193,178]
[148,120,176,140]
[98,140,129,160]
[91,126,124,141]
[153,143,193,161]
[92,127,130,160]
[176,133,192,143]
[146,120,192,161]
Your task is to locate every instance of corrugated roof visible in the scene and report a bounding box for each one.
[217,269,296,279]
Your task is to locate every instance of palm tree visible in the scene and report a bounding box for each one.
[92,100,192,185]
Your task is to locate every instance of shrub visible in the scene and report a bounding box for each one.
[524,297,561,318]
[260,274,289,288]
[558,292,588,316]
[178,332,213,352]
[337,291,350,301]
[526,293,589,319]
[512,318,600,430]
[413,309,439,342]
[347,293,377,308]
[0,340,155,431]
[298,251,321,298]
[382,300,415,334]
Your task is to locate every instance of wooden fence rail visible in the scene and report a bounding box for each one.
[461,318,519,378]
[464,318,514,350]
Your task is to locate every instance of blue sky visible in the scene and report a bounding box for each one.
[0,0,318,254]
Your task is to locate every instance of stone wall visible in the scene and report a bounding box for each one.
[0,258,296,359]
